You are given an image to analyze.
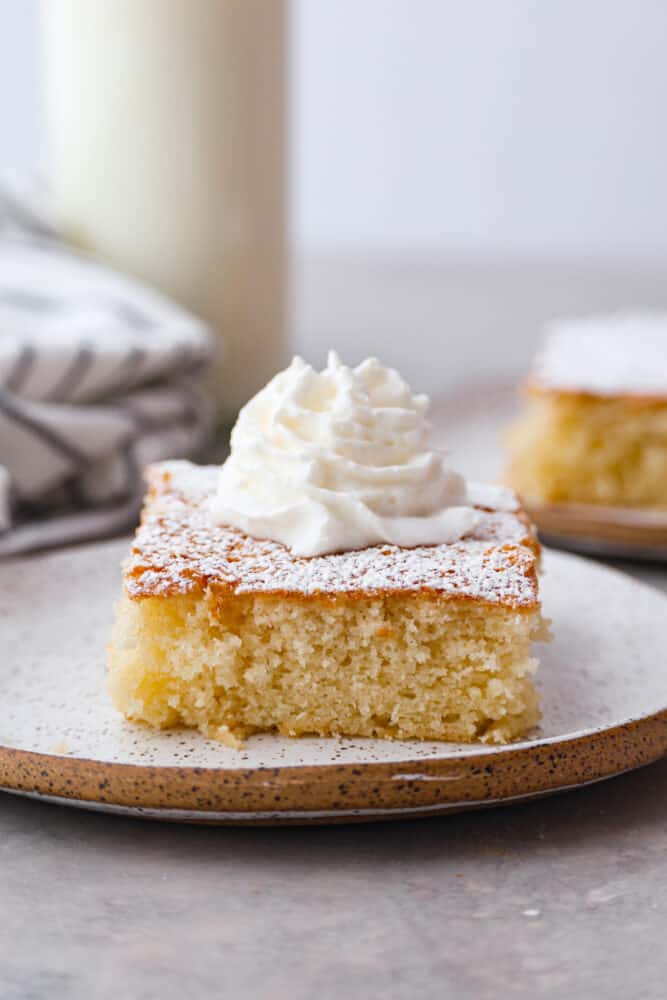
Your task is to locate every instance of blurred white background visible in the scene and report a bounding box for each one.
[295,0,667,263]
[2,0,667,393]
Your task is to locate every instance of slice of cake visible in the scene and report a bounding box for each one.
[108,462,545,746]
[109,353,547,746]
[507,315,667,507]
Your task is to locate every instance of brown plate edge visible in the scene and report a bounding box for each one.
[526,501,667,544]
[2,710,667,825]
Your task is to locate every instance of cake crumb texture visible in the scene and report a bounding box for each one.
[108,589,545,745]
[507,391,667,507]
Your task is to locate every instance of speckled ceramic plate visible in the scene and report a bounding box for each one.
[2,538,667,825]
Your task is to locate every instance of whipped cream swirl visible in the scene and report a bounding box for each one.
[212,352,481,556]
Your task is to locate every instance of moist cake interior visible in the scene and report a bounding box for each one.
[507,389,667,507]
[108,462,547,746]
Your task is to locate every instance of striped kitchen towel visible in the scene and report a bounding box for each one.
[0,182,215,557]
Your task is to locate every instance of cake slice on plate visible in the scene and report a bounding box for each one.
[109,354,548,746]
[507,315,667,508]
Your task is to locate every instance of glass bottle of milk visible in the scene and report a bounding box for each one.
[43,0,287,420]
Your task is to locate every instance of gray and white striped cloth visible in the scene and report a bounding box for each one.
[0,183,215,557]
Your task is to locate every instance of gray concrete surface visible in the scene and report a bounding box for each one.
[2,752,667,1000]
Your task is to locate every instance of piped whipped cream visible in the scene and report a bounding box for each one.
[212,352,482,557]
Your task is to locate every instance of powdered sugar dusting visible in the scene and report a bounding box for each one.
[124,462,540,608]
[531,315,667,398]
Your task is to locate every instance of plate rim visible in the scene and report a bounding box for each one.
[0,772,632,825]
[2,709,667,823]
[528,499,667,528]
[525,499,667,561]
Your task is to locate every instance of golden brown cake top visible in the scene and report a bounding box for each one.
[124,462,540,608]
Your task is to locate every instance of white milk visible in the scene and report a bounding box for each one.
[43,0,287,418]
